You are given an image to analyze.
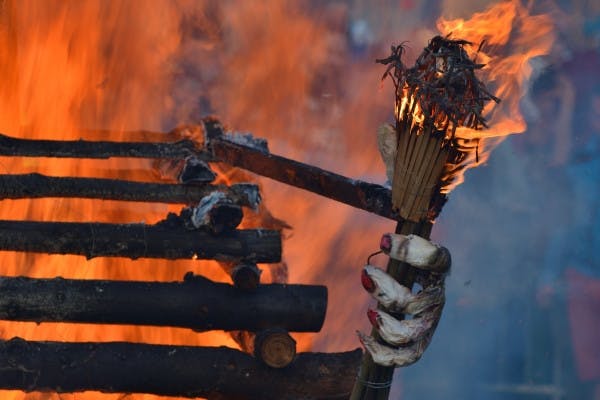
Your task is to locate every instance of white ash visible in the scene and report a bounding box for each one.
[225,132,269,153]
[231,183,261,210]
[190,192,229,229]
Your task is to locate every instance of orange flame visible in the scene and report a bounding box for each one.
[0,1,558,399]
[436,0,555,191]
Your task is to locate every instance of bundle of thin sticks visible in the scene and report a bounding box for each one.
[378,35,499,222]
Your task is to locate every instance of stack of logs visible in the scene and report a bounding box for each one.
[0,118,382,400]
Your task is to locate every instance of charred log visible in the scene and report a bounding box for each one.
[0,220,281,263]
[232,263,262,290]
[178,156,217,184]
[0,125,398,221]
[0,274,326,332]
[184,191,244,234]
[0,132,200,159]
[0,173,258,207]
[0,337,361,400]
[203,120,400,222]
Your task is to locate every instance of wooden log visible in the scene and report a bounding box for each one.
[0,274,326,332]
[202,119,401,222]
[0,220,281,263]
[178,156,217,184]
[254,328,297,368]
[0,337,361,400]
[186,191,244,234]
[0,173,259,207]
[0,132,201,159]
[230,263,262,290]
[0,124,398,221]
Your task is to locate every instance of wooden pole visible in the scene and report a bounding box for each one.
[0,125,399,221]
[0,173,258,207]
[0,220,281,263]
[0,274,326,332]
[0,337,360,399]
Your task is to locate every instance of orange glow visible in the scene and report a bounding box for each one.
[0,0,557,398]
[436,0,555,191]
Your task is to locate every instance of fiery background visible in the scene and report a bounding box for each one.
[0,0,598,399]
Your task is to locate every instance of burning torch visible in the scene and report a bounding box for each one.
[351,35,500,400]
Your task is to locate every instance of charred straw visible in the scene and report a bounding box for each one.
[377,35,500,221]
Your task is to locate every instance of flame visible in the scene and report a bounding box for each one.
[0,2,235,400]
[436,0,555,191]
[0,0,559,398]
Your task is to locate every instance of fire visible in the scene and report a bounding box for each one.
[0,0,557,398]
[435,0,555,191]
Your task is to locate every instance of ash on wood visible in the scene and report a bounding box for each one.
[178,156,216,184]
[203,119,401,222]
[0,124,398,221]
[185,191,244,234]
[0,173,258,206]
[0,274,326,332]
[0,132,201,159]
[0,337,361,400]
[0,219,281,263]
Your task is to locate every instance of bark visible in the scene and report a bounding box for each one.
[0,123,398,221]
[0,220,281,263]
[0,274,327,332]
[208,136,399,222]
[0,173,257,206]
[0,132,200,159]
[230,263,262,290]
[0,337,361,400]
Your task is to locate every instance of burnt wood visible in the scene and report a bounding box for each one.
[208,136,400,221]
[0,125,399,221]
[0,132,200,159]
[0,220,281,262]
[0,337,361,399]
[0,173,257,206]
[0,274,326,332]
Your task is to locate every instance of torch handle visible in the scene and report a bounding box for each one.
[350,219,433,400]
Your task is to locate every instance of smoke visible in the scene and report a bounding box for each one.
[0,0,593,399]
